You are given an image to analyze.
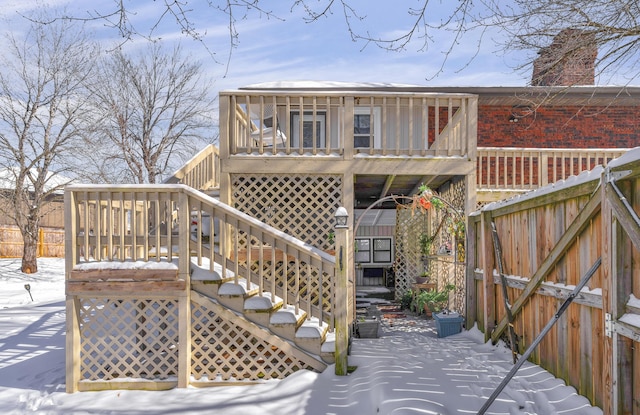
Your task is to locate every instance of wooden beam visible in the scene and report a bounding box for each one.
[465,214,479,328]
[490,188,601,343]
[488,179,599,219]
[488,271,603,308]
[66,280,187,295]
[380,175,396,199]
[605,181,640,252]
[608,157,640,181]
[69,268,179,282]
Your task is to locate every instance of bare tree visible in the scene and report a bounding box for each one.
[51,0,640,84]
[485,0,640,85]
[87,44,214,184]
[0,14,97,273]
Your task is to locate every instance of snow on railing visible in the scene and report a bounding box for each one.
[477,147,628,192]
[221,91,478,158]
[64,184,336,327]
[164,144,220,191]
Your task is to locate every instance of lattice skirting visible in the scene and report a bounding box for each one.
[78,298,179,381]
[74,294,323,389]
[191,299,316,382]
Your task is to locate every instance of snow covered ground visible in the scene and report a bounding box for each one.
[0,257,603,414]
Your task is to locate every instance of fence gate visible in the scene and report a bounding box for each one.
[468,150,640,414]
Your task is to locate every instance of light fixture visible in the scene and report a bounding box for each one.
[334,206,348,228]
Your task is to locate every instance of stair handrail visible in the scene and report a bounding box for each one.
[65,183,337,327]
[163,144,220,191]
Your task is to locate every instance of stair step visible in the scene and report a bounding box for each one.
[295,317,330,356]
[269,305,307,341]
[189,258,236,298]
[244,292,284,326]
[190,258,235,282]
[320,331,336,364]
[216,279,259,311]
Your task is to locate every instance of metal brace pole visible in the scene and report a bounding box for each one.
[477,256,602,415]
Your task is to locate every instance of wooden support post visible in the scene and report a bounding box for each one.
[603,173,636,414]
[177,191,191,388]
[334,208,350,376]
[65,296,81,393]
[480,210,495,342]
[64,188,80,393]
[601,170,615,415]
[465,215,478,329]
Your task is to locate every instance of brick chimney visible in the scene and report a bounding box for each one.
[532,29,597,86]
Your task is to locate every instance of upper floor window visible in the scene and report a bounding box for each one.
[354,107,381,148]
[291,111,326,148]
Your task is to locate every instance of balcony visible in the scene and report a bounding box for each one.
[220,89,478,159]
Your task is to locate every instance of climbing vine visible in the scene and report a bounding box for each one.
[411,184,465,252]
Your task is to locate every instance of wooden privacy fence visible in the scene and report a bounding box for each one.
[0,226,64,258]
[467,148,640,414]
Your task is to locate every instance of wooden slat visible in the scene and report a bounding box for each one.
[66,280,186,294]
[491,188,601,343]
[605,181,640,252]
[69,268,178,281]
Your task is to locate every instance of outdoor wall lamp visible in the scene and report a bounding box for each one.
[334,206,348,228]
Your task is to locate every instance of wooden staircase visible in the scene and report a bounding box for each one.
[189,258,335,370]
[65,184,342,391]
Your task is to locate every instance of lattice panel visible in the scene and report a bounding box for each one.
[394,206,428,300]
[78,298,179,381]
[431,178,467,314]
[191,302,313,381]
[232,174,342,249]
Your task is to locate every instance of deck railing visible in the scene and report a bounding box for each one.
[477,147,629,197]
[64,184,336,327]
[163,144,220,190]
[220,91,478,158]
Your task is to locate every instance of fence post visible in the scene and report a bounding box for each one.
[334,207,350,375]
[177,189,191,388]
[540,151,549,187]
[480,210,496,342]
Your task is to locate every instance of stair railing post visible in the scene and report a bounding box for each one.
[334,207,350,375]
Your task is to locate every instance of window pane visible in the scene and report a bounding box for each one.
[354,114,371,134]
[373,251,391,263]
[356,238,371,263]
[374,238,390,250]
[302,120,322,147]
[354,136,370,147]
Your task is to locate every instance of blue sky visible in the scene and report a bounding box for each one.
[1,0,532,95]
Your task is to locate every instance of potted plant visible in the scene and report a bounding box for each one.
[411,284,455,317]
[415,271,430,284]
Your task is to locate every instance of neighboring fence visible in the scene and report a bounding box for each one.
[0,226,64,258]
[467,149,640,414]
[476,147,629,201]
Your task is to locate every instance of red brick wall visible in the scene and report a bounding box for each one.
[478,105,639,148]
